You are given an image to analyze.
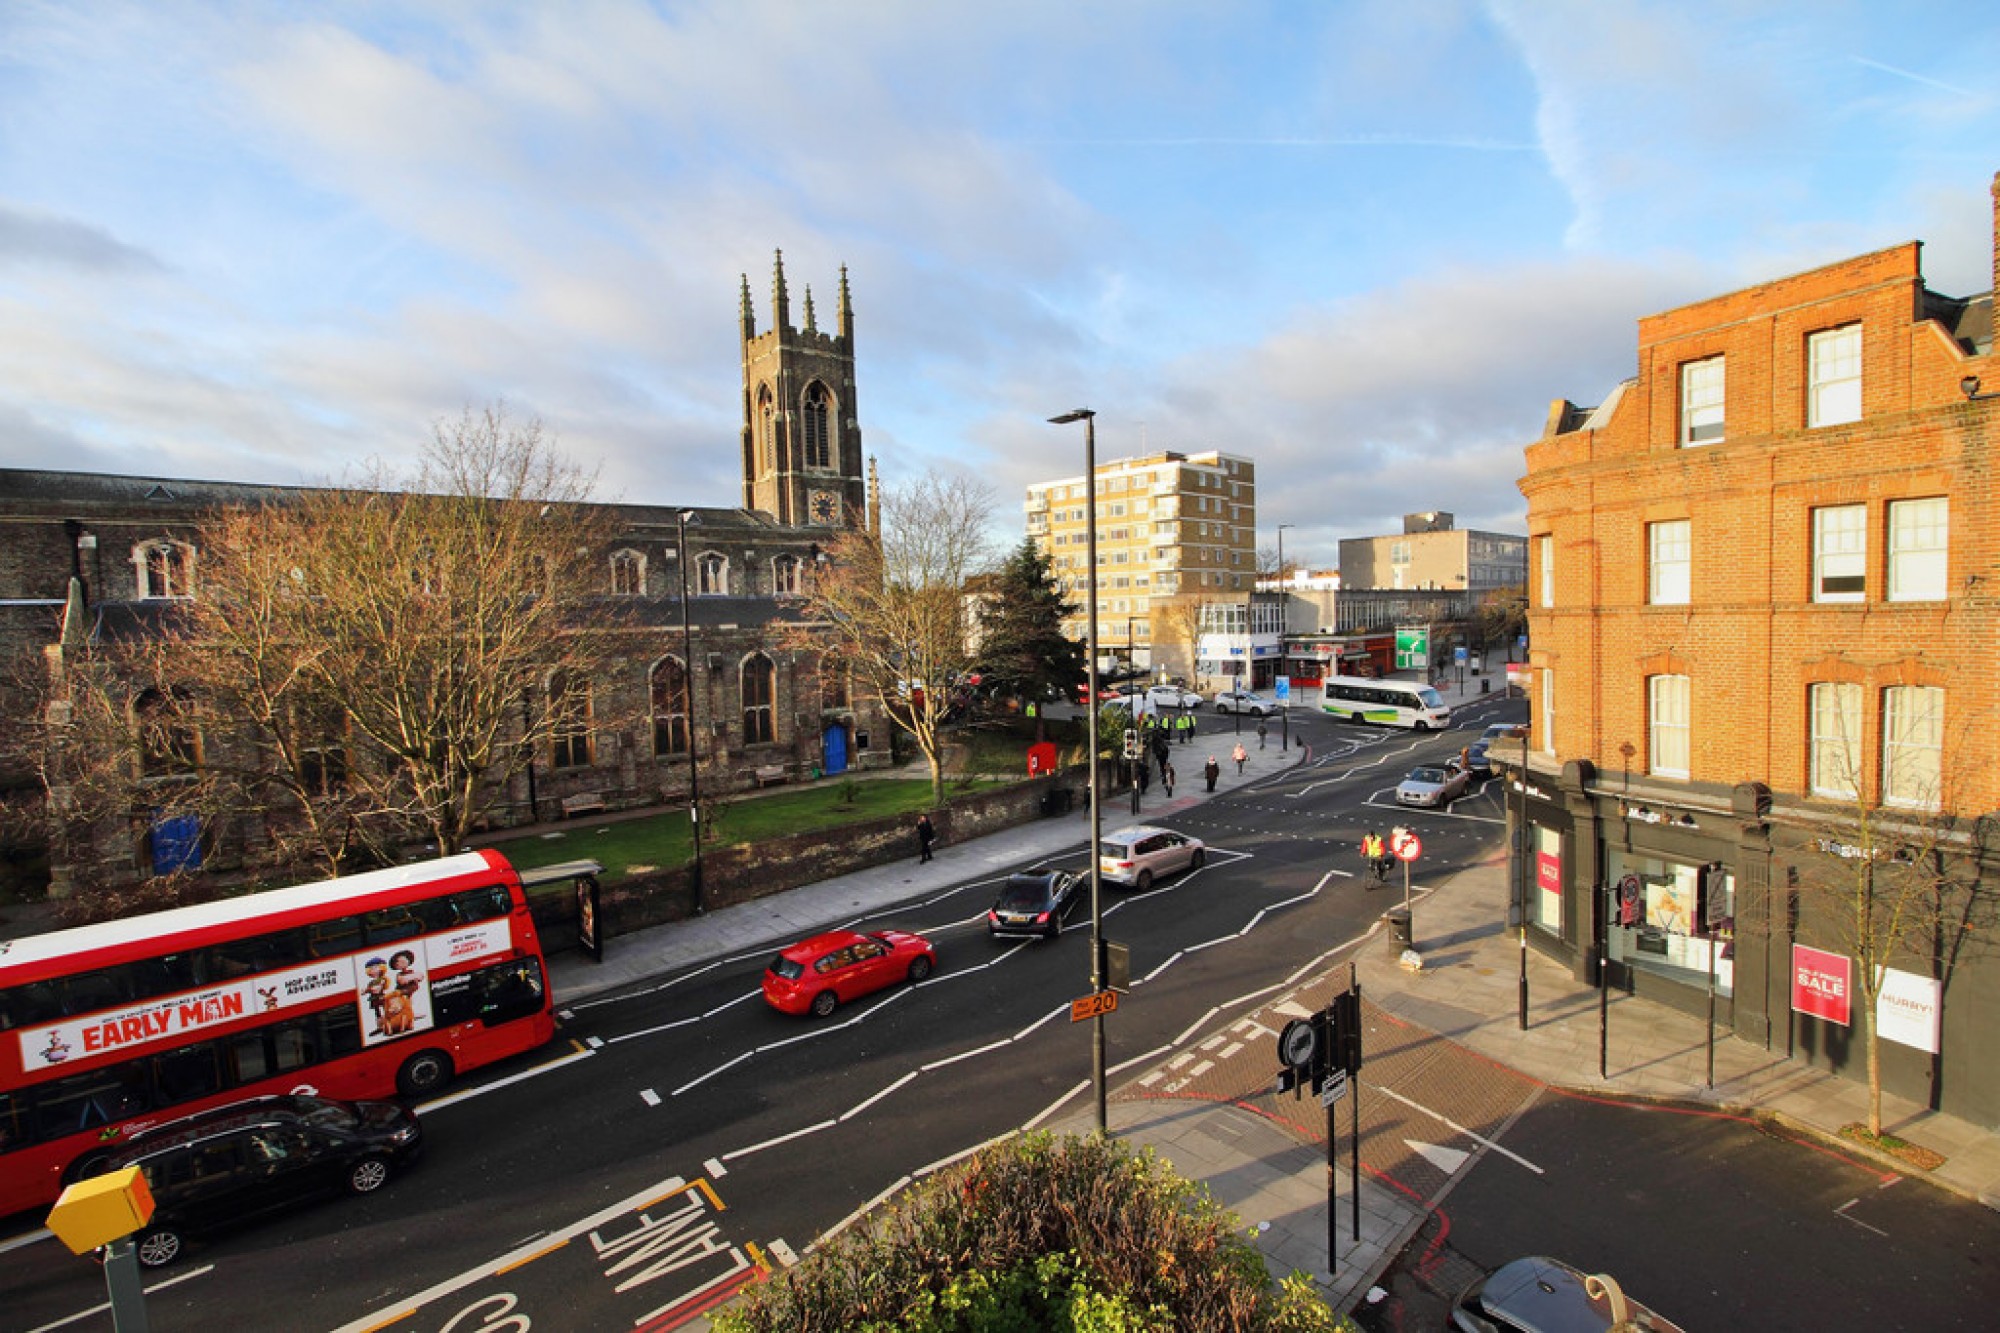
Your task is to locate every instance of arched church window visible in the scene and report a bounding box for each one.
[802,383,831,470]
[610,549,647,596]
[651,656,689,756]
[758,386,776,472]
[772,554,802,596]
[741,653,776,745]
[697,552,729,596]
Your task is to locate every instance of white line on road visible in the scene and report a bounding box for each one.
[1372,1085,1543,1174]
[640,1087,661,1107]
[26,1265,215,1333]
[416,1045,597,1115]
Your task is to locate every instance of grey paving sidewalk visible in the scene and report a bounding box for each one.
[550,676,2000,1320]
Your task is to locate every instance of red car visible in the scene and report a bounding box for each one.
[761,929,937,1017]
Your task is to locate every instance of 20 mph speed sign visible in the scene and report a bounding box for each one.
[1389,828,1422,862]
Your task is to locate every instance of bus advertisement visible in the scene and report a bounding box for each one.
[0,850,559,1219]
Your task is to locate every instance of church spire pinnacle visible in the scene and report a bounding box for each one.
[771,249,791,332]
[838,264,853,343]
[802,285,817,334]
[739,273,755,341]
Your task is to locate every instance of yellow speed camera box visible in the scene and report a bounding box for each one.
[47,1166,156,1254]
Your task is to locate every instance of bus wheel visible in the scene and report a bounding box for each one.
[63,1150,114,1185]
[396,1048,454,1098]
[1350,712,1366,725]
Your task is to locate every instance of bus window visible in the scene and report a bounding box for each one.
[480,960,545,1026]
[230,1031,274,1084]
[154,1043,222,1105]
[451,886,510,924]
[307,917,364,959]
[61,969,131,1017]
[363,908,422,945]
[269,1022,314,1074]
[0,981,64,1030]
[0,1091,20,1154]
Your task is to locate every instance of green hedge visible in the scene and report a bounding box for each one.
[714,1132,1347,1333]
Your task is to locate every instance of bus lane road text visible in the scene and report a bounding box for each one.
[333,1175,769,1333]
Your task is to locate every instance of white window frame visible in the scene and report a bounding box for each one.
[1886,498,1946,602]
[1808,681,1862,799]
[1538,535,1553,608]
[1539,668,1555,757]
[1681,356,1725,445]
[771,554,802,597]
[1807,324,1861,428]
[1882,685,1943,810]
[1648,675,1690,779]
[1648,520,1690,605]
[1811,505,1865,603]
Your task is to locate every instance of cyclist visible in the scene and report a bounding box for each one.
[1360,830,1391,886]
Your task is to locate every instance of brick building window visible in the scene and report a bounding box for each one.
[1647,520,1690,605]
[1537,535,1553,608]
[1808,325,1861,427]
[1540,669,1555,756]
[135,686,200,779]
[1648,675,1690,779]
[1886,498,1946,602]
[1808,682,1862,799]
[1882,685,1942,810]
[741,653,776,745]
[1680,356,1725,445]
[1811,506,1865,602]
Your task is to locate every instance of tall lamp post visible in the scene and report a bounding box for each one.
[676,509,704,915]
[1276,523,1293,749]
[1049,407,1107,1136]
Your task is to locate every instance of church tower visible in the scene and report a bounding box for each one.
[741,251,866,528]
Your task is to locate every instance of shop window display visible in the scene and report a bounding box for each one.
[1603,851,1733,995]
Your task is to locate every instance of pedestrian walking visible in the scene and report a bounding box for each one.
[1231,741,1248,774]
[1360,830,1390,886]
[915,812,936,863]
[1203,756,1220,792]
[1137,762,1151,796]
[1257,720,1268,749]
[1162,761,1176,797]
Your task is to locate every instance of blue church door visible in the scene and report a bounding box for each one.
[822,724,849,775]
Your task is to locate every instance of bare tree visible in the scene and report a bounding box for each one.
[786,472,994,807]
[1780,716,1994,1138]
[37,407,632,889]
[1155,594,1214,691]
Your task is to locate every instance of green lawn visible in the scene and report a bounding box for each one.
[492,777,997,881]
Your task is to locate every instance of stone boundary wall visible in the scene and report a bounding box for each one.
[529,768,1088,952]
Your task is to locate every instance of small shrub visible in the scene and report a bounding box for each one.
[713,1132,1344,1332]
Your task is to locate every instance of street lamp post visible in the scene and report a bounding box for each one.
[676,510,704,916]
[1276,523,1293,750]
[1049,408,1108,1136]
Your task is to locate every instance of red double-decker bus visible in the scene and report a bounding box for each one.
[0,850,559,1219]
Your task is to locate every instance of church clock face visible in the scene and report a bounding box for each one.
[809,489,838,525]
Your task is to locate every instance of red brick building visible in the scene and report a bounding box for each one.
[1516,176,1998,1124]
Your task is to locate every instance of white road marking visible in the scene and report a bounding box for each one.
[704,1157,727,1178]
[640,1088,661,1106]
[416,1045,597,1115]
[1373,1085,1543,1174]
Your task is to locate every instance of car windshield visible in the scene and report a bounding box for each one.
[996,878,1052,910]
[1417,687,1445,707]
[769,956,804,981]
[1409,767,1448,783]
[1098,840,1134,859]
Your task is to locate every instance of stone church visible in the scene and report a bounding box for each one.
[0,252,889,895]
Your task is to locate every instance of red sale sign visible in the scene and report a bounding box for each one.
[1791,944,1853,1027]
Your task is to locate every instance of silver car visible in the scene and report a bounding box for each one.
[1146,684,1204,709]
[1098,825,1206,889]
[1396,761,1471,808]
[1212,687,1273,717]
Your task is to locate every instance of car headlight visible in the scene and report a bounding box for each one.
[389,1124,419,1144]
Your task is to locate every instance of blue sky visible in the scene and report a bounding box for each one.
[3,1,1997,567]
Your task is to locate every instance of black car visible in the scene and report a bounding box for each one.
[95,1094,423,1267]
[1466,739,1494,777]
[986,870,1082,940]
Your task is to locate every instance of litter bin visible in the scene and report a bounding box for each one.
[1382,907,1412,953]
[1481,678,1490,694]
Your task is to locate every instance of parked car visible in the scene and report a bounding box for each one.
[1212,687,1273,717]
[762,928,937,1017]
[1146,684,1204,709]
[1451,1255,1685,1332]
[1396,761,1471,808]
[92,1094,422,1268]
[1098,824,1207,889]
[987,870,1082,940]
[1481,723,1528,744]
